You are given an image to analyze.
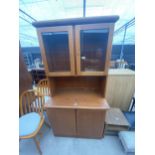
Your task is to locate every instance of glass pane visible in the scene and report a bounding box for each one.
[42,32,70,72]
[80,29,109,71]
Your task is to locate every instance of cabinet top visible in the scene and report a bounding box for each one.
[44,89,110,110]
[32,15,119,28]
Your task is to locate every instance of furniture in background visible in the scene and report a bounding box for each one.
[37,78,51,97]
[105,69,135,111]
[110,60,128,69]
[19,42,32,96]
[119,131,135,154]
[33,16,119,138]
[19,90,45,155]
[123,112,135,131]
[110,60,116,68]
[123,96,135,130]
[29,68,46,84]
[105,108,130,134]
[115,59,128,68]
[37,78,51,127]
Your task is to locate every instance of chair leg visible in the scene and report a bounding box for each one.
[44,120,51,128]
[34,136,42,155]
[38,131,43,139]
[43,111,51,128]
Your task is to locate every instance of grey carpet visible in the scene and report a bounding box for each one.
[19,125,130,155]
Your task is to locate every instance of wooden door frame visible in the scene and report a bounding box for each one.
[75,23,114,76]
[37,26,75,76]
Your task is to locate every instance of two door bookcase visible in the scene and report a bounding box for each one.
[33,16,119,138]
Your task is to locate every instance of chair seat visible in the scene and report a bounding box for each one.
[19,112,41,137]
[119,131,135,153]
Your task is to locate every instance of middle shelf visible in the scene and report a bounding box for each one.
[45,89,110,110]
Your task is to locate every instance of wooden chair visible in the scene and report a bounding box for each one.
[37,78,51,127]
[37,78,51,97]
[19,89,45,155]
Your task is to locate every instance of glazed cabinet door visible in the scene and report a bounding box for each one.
[37,26,75,76]
[75,24,114,76]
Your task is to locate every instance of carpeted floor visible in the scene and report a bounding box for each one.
[19,124,129,155]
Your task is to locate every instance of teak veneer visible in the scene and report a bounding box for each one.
[45,90,109,110]
[45,93,109,138]
[33,16,119,138]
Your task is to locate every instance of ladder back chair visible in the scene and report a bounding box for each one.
[19,89,45,155]
[37,78,51,127]
[37,78,51,97]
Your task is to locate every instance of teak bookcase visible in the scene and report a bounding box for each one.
[33,16,119,138]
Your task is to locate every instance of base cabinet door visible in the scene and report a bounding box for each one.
[46,108,76,136]
[76,109,106,138]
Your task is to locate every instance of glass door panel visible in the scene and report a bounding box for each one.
[80,29,109,72]
[42,32,70,72]
[37,26,75,76]
[76,24,114,76]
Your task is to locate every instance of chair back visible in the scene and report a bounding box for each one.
[37,79,51,96]
[20,89,44,116]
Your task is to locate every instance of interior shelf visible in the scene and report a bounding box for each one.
[45,89,109,110]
